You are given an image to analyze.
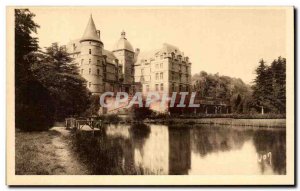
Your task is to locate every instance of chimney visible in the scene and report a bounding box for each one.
[133,48,140,63]
[96,30,100,38]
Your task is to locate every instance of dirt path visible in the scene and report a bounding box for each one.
[50,127,89,175]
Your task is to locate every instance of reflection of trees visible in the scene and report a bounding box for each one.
[74,129,136,175]
[129,123,151,151]
[168,126,191,175]
[253,130,286,175]
[190,126,252,157]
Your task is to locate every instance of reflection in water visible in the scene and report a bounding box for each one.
[76,124,286,175]
[168,127,191,175]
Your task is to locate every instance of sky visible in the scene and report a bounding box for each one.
[30,7,288,84]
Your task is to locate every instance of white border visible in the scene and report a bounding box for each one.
[1,0,299,190]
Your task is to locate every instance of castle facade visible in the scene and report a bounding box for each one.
[66,15,192,112]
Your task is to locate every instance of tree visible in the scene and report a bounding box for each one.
[252,57,286,114]
[15,9,55,131]
[84,95,100,117]
[130,99,153,121]
[31,43,90,121]
[192,71,253,113]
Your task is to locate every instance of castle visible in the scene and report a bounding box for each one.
[66,15,138,95]
[67,15,192,99]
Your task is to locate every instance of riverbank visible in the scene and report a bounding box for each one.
[15,127,89,175]
[105,113,286,128]
[142,118,286,128]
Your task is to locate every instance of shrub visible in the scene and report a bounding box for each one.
[102,114,121,124]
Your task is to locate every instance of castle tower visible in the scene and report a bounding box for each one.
[79,15,104,94]
[113,30,135,94]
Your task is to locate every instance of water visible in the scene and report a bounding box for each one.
[76,124,286,175]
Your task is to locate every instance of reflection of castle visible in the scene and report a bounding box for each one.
[133,125,169,175]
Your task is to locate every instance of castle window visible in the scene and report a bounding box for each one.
[160,63,163,68]
[160,72,163,80]
[160,83,164,91]
[155,84,159,91]
[73,43,76,51]
[81,59,84,65]
[89,49,91,54]
[172,83,176,91]
[89,68,91,74]
[141,69,144,75]
[97,69,100,75]
[89,82,91,87]
[97,60,100,65]
[89,59,91,64]
[155,73,159,80]
[156,64,159,69]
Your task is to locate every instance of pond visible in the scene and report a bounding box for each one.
[74,124,286,175]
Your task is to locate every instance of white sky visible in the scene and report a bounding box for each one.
[30,7,288,84]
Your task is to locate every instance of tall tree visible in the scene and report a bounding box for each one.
[15,9,55,131]
[252,57,286,114]
[31,43,91,121]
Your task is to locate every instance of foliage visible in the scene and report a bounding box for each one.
[192,71,253,114]
[252,57,286,114]
[102,114,121,124]
[15,9,55,131]
[31,43,90,121]
[130,102,153,121]
[83,95,100,117]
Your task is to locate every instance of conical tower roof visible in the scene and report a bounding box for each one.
[80,15,100,42]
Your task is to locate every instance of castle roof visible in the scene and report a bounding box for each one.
[103,49,118,64]
[113,31,134,52]
[80,15,101,42]
[136,43,186,64]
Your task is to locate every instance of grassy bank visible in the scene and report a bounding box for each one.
[15,128,88,175]
[15,129,63,174]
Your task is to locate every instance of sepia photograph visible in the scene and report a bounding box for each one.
[6,6,294,185]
